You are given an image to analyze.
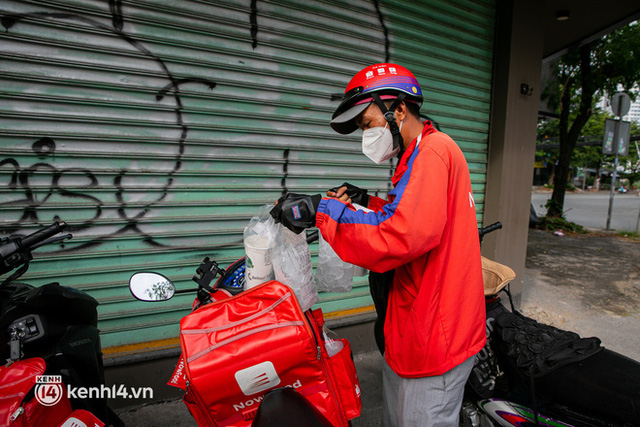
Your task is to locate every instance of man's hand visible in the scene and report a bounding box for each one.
[326,186,352,204]
[270,193,322,234]
[327,182,369,207]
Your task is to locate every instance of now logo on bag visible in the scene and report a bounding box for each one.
[234,361,281,395]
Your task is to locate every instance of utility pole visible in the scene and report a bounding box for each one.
[604,93,631,230]
[636,141,640,234]
[605,127,619,230]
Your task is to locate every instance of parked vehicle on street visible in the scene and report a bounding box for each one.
[0,222,122,426]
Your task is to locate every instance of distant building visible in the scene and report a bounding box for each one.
[628,99,640,123]
[599,92,640,123]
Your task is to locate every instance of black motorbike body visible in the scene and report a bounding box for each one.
[468,295,640,427]
[0,223,122,426]
[539,348,640,426]
[251,388,334,427]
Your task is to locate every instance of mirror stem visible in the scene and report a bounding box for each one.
[174,288,199,294]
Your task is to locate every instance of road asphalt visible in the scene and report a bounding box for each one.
[531,189,640,232]
[116,198,640,426]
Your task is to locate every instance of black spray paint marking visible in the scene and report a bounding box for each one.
[0,8,216,250]
[156,78,217,101]
[373,0,390,62]
[327,2,390,97]
[281,149,290,196]
[250,0,258,49]
[388,159,394,192]
[0,151,103,230]
[109,0,124,32]
[32,138,56,157]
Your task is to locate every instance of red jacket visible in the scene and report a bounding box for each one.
[316,121,486,377]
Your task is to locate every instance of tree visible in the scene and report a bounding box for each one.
[543,22,640,217]
[537,110,640,192]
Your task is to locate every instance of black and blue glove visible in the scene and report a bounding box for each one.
[270,193,322,234]
[328,182,369,207]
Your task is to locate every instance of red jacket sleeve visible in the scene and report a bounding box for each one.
[316,143,448,273]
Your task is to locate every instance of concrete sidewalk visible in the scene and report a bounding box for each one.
[116,228,640,426]
[521,228,640,359]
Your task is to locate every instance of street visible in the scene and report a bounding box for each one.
[531,190,640,232]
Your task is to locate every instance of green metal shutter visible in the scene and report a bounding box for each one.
[384,0,494,215]
[0,0,494,352]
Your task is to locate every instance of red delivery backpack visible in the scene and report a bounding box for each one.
[0,357,73,427]
[173,280,361,427]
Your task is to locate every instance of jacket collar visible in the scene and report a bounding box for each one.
[391,121,438,186]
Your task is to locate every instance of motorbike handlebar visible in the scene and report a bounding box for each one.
[306,230,319,244]
[20,221,67,251]
[478,221,502,243]
[0,221,70,278]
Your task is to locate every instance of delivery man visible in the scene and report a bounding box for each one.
[270,63,485,426]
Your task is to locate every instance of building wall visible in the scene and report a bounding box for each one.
[482,0,545,305]
[0,0,496,355]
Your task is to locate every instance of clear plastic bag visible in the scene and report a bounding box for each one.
[323,325,344,357]
[243,205,279,289]
[272,225,318,311]
[316,232,354,293]
[352,264,368,277]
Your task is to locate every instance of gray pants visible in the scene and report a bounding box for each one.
[381,355,475,427]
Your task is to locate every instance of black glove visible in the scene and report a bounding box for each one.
[270,193,322,234]
[329,182,369,207]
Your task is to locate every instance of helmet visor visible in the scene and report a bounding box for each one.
[330,101,371,135]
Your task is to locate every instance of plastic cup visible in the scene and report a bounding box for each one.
[244,235,275,289]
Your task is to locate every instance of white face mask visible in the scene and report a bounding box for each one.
[361,121,402,164]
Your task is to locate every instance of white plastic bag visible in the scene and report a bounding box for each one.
[323,325,344,357]
[352,264,368,277]
[272,225,318,311]
[243,205,279,289]
[315,232,354,293]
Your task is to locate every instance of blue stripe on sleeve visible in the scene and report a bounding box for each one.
[321,145,422,226]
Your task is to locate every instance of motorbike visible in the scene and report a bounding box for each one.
[129,230,359,427]
[461,222,640,427]
[130,222,640,427]
[0,221,122,427]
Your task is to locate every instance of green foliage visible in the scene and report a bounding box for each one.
[537,21,640,212]
[572,110,613,169]
[544,197,562,216]
[601,23,640,97]
[617,231,640,240]
[538,109,640,172]
[536,216,587,234]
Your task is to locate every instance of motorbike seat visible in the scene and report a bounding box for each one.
[537,347,640,426]
[494,310,640,425]
[251,388,334,427]
[481,257,516,295]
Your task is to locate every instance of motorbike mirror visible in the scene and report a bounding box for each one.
[129,272,176,302]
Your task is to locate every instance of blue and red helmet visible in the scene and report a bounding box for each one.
[331,63,423,134]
